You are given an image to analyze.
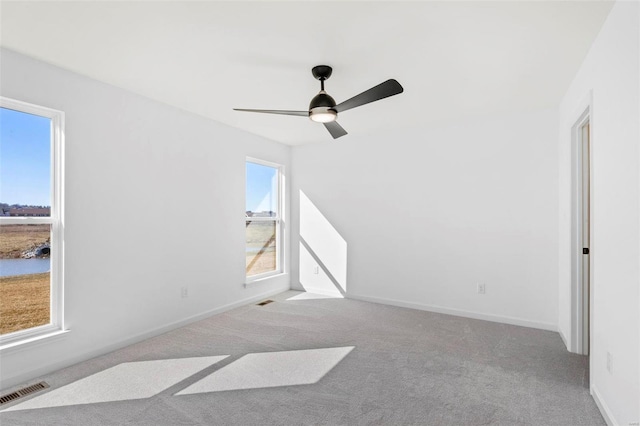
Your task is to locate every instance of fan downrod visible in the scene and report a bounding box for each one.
[312,65,333,81]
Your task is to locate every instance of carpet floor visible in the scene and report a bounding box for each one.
[0,291,603,425]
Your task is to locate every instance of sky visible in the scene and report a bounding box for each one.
[0,107,51,206]
[246,162,277,214]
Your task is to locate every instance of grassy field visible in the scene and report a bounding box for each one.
[0,225,51,334]
[0,272,50,334]
[0,224,50,258]
[246,250,276,276]
[246,221,277,276]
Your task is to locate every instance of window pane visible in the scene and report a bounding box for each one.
[0,224,51,335]
[246,220,276,276]
[246,162,278,218]
[0,107,51,216]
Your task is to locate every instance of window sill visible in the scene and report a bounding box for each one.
[244,272,288,288]
[0,329,70,353]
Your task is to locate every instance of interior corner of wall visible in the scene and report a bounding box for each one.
[558,328,570,351]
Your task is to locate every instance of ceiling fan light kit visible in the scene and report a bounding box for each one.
[234,65,403,139]
[309,105,337,123]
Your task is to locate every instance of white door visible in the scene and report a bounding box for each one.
[581,121,590,356]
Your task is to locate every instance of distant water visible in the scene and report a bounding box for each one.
[0,259,50,277]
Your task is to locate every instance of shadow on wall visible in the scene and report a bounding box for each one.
[299,190,347,298]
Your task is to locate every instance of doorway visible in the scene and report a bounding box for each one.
[572,111,591,358]
[580,120,590,356]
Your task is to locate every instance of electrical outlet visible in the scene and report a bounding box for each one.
[313,265,319,275]
[477,283,486,294]
[181,286,189,299]
[606,352,613,374]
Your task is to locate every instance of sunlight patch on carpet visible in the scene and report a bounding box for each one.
[286,292,343,301]
[3,356,228,411]
[176,347,354,394]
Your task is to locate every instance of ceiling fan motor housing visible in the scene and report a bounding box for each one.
[309,91,337,122]
[309,65,338,122]
[309,91,336,110]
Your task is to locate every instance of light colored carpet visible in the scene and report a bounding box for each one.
[3,356,228,411]
[177,347,354,395]
[0,291,603,425]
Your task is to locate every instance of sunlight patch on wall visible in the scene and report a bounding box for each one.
[299,190,347,296]
[3,356,228,411]
[176,347,354,394]
[299,242,344,297]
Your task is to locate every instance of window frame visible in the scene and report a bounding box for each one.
[245,157,284,282]
[0,97,65,348]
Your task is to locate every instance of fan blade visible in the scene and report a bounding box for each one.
[233,108,308,117]
[334,79,403,113]
[323,121,348,139]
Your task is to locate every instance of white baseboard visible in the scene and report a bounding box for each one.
[0,283,289,391]
[347,293,557,332]
[591,385,618,426]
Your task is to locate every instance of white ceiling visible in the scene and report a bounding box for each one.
[0,1,613,145]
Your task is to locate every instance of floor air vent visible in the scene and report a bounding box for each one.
[0,382,49,406]
[257,299,274,306]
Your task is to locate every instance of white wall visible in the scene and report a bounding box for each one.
[558,1,639,424]
[0,49,291,390]
[291,108,559,331]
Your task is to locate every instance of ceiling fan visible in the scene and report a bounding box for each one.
[234,65,404,139]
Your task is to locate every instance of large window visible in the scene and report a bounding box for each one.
[0,97,64,346]
[246,158,283,280]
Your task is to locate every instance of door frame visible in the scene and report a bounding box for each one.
[571,104,592,357]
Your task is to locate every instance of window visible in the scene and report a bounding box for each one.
[0,97,64,347]
[245,158,283,280]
